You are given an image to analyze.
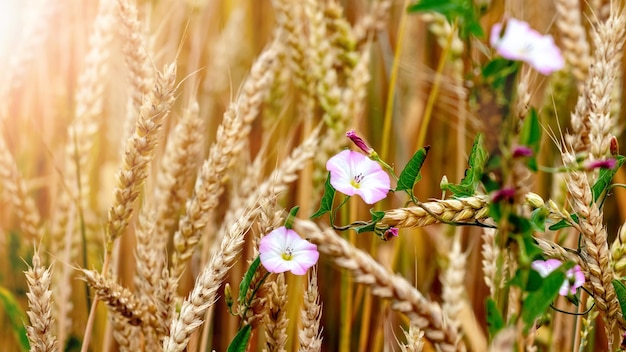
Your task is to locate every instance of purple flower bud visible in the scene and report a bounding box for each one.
[382,227,399,241]
[346,130,373,155]
[584,158,617,170]
[491,187,516,203]
[512,145,533,158]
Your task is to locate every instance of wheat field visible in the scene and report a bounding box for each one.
[1,0,626,351]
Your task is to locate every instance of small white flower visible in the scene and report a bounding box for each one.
[259,226,319,275]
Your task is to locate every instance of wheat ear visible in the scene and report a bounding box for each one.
[441,232,466,335]
[81,269,149,327]
[106,62,176,251]
[164,208,257,352]
[0,133,42,243]
[153,100,203,249]
[562,149,623,346]
[555,0,590,85]
[25,250,58,352]
[171,43,279,278]
[299,267,322,352]
[295,220,463,352]
[379,196,490,229]
[568,9,625,156]
[264,273,289,352]
[481,228,499,297]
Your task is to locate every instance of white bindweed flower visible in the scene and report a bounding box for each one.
[490,18,564,75]
[326,150,391,204]
[259,226,319,275]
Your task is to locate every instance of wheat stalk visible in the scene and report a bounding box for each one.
[294,219,464,352]
[25,250,58,352]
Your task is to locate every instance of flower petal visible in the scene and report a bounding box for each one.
[327,150,357,196]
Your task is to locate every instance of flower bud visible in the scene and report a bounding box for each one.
[583,158,617,170]
[525,192,545,209]
[382,227,399,241]
[346,130,374,155]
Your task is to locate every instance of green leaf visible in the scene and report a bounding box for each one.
[407,0,483,38]
[311,173,335,218]
[396,146,430,191]
[521,270,566,331]
[0,286,30,352]
[529,207,548,232]
[592,155,626,202]
[354,209,386,234]
[441,134,488,197]
[227,324,252,352]
[486,298,504,338]
[518,109,541,171]
[548,214,579,231]
[238,257,261,305]
[284,206,300,229]
[612,279,626,318]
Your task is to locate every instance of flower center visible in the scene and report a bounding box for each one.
[350,173,364,189]
[281,246,293,261]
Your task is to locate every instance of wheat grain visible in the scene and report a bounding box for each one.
[25,250,58,352]
[400,325,425,352]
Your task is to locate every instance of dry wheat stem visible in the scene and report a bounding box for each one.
[106,62,177,250]
[379,196,490,229]
[264,273,289,352]
[299,267,322,352]
[294,219,463,352]
[25,250,58,352]
[171,43,279,278]
[164,208,257,352]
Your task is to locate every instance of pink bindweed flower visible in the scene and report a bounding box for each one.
[583,158,617,170]
[490,18,564,75]
[259,226,319,275]
[326,150,391,204]
[531,259,585,296]
[346,130,374,155]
